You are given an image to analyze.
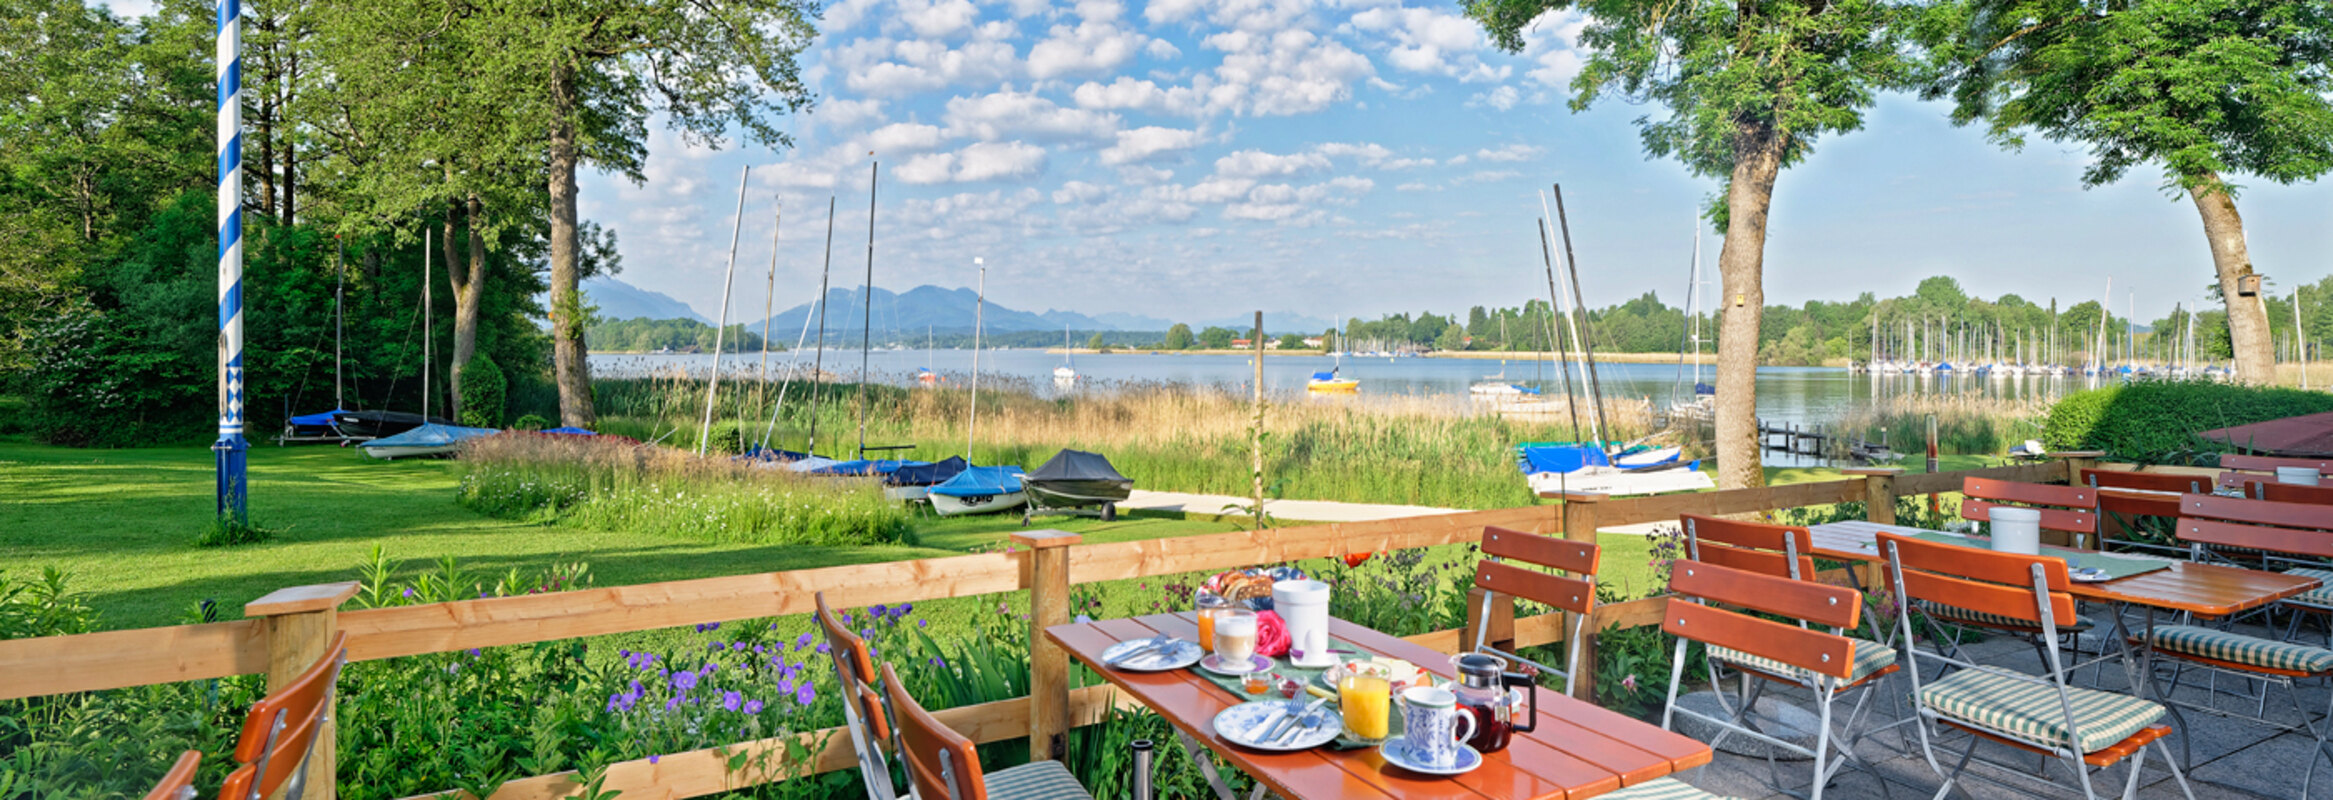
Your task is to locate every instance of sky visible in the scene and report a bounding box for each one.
[110,0,2333,327]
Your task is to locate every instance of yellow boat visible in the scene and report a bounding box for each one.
[1307,370,1359,393]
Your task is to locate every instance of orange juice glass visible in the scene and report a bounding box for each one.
[1196,594,1228,654]
[1339,662,1393,743]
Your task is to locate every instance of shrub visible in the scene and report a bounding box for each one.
[458,356,507,428]
[512,413,551,431]
[191,518,275,548]
[2043,380,2333,464]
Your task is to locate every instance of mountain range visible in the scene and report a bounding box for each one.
[582,277,1333,334]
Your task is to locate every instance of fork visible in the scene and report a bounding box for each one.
[1275,702,1330,746]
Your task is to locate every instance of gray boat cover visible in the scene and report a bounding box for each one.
[1030,449,1131,483]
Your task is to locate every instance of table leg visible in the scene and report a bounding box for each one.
[1176,729,1241,800]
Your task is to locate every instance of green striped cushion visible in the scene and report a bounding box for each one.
[985,760,1093,800]
[1917,667,2164,753]
[1593,776,1738,799]
[2146,625,2333,673]
[1919,600,2094,633]
[1709,636,1895,683]
[2284,568,2333,609]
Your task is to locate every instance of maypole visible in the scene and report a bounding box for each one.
[214,0,248,523]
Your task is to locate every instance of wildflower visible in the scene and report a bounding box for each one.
[918,618,928,628]
[796,632,814,649]
[731,642,748,652]
[446,663,460,674]
[754,645,766,655]
[466,648,481,658]
[649,754,660,765]
[401,587,415,599]
[796,683,817,706]
[672,671,700,693]
[665,697,681,711]
[710,642,725,651]
[817,642,831,654]
[871,604,889,620]
[723,691,742,711]
[998,603,1010,616]
[777,677,794,694]
[744,699,764,714]
[1621,674,1640,693]
[897,603,914,617]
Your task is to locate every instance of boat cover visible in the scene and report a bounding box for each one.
[1694,382,1715,396]
[784,456,840,473]
[1518,444,1613,474]
[931,466,1025,497]
[289,409,346,427]
[885,456,969,487]
[542,426,597,435]
[356,423,499,451]
[1311,371,1337,381]
[739,445,813,463]
[806,459,929,477]
[1030,449,1132,484]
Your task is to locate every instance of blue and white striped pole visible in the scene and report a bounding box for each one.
[214,0,248,523]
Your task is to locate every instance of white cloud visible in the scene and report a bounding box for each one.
[817,98,887,130]
[1520,10,1590,88]
[1314,142,1391,163]
[1206,30,1374,116]
[1052,181,1109,204]
[1455,169,1520,184]
[1028,21,1149,79]
[1469,85,1520,111]
[1346,7,1506,83]
[1475,143,1540,162]
[1146,39,1183,60]
[1395,182,1433,191]
[863,122,950,154]
[1070,77,1208,116]
[1214,149,1330,178]
[943,89,1122,142]
[897,0,980,38]
[896,141,1050,184]
[835,36,1019,96]
[1100,126,1204,164]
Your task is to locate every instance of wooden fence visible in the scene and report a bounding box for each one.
[0,455,2101,800]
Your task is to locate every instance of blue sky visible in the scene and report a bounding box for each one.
[113,0,2333,326]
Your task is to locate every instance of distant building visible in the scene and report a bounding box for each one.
[1302,337,1324,348]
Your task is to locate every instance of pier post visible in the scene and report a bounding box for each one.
[1014,530,1081,761]
[1555,492,1603,702]
[246,581,360,800]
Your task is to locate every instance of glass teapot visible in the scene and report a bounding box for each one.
[1448,652,1537,753]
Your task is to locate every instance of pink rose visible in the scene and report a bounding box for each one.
[1255,610,1291,658]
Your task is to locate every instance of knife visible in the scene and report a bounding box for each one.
[1264,697,1331,744]
[1242,702,1296,743]
[1105,635,1174,668]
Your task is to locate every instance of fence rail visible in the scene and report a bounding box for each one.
[1,454,2105,800]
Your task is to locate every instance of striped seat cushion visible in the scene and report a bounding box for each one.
[2284,568,2333,609]
[1917,666,2164,754]
[985,759,1093,800]
[1710,636,1895,683]
[1919,600,2094,633]
[2146,625,2333,674]
[1593,776,1739,799]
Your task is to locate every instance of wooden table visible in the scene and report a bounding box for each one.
[1807,520,2320,617]
[1046,611,1712,800]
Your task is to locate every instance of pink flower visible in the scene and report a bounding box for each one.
[1253,611,1291,658]
[1620,673,1640,693]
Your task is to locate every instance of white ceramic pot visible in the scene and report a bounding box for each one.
[1273,579,1334,667]
[1989,506,2042,555]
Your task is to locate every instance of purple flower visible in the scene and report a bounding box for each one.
[917,618,928,628]
[648,754,660,765]
[783,664,801,681]
[401,587,414,598]
[606,693,623,712]
[817,642,831,655]
[897,603,914,617]
[672,671,700,693]
[841,612,852,624]
[701,662,720,675]
[730,642,748,652]
[861,628,875,639]
[665,696,681,711]
[723,690,742,711]
[744,699,764,714]
[795,632,814,650]
[710,642,725,651]
[754,645,766,655]
[871,604,890,620]
[870,646,880,658]
[795,683,817,706]
[777,677,795,694]
[466,648,481,658]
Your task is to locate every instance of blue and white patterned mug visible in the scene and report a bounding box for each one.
[1399,686,1477,768]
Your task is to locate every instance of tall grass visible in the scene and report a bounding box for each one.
[593,373,1648,509]
[456,433,912,546]
[1832,394,2049,457]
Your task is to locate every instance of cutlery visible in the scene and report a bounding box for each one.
[1264,697,1331,744]
[1242,703,1295,743]
[1276,700,1330,746]
[1105,635,1174,668]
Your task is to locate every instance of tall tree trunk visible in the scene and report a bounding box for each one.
[443,195,484,422]
[2188,176,2275,384]
[547,65,595,426]
[1714,133,1784,491]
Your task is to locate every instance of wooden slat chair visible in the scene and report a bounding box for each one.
[1879,533,2193,800]
[1469,525,1600,695]
[142,751,201,800]
[2179,494,2333,629]
[2080,469,2208,557]
[2237,477,2333,506]
[219,632,348,800]
[818,591,907,800]
[2220,454,2333,485]
[880,662,1093,800]
[1917,479,2102,669]
[2153,516,2333,793]
[1656,560,1892,800]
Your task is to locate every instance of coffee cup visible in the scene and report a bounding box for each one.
[1213,609,1257,665]
[1399,686,1477,768]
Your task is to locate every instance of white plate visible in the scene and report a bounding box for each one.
[2069,567,2114,583]
[1199,653,1272,675]
[1212,701,1342,751]
[1379,739,1483,776]
[1102,638,1202,671]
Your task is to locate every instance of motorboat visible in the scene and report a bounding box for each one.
[1024,449,1135,521]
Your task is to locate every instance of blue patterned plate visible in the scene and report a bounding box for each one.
[1212,701,1342,751]
[1379,739,1483,776]
[1101,638,1202,672]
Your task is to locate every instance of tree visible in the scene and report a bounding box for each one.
[1919,0,2333,385]
[1277,333,1306,350]
[1466,0,1921,490]
[1199,326,1237,349]
[1164,323,1194,350]
[1435,323,1468,352]
[1086,332,1108,351]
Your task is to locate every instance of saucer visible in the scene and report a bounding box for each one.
[1199,653,1272,675]
[1379,739,1483,776]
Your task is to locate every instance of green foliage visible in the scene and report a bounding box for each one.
[0,569,97,641]
[587,317,770,354]
[2043,380,2333,464]
[513,413,552,431]
[1275,333,1306,350]
[1086,332,1108,351]
[1163,323,1194,350]
[460,356,509,428]
[191,519,277,548]
[1198,326,1237,349]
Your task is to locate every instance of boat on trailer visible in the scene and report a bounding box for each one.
[1023,449,1135,522]
[930,465,1027,516]
[882,456,969,502]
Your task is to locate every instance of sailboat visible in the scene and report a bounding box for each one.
[1308,318,1359,393]
[284,237,356,443]
[360,228,497,459]
[1053,325,1077,383]
[1667,220,1714,420]
[1470,318,1538,399]
[930,257,1027,516]
[915,324,938,385]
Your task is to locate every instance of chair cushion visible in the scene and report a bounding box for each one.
[1916,666,2164,754]
[1709,636,1896,683]
[1593,776,1739,799]
[2284,568,2333,609]
[2146,624,2333,674]
[1919,600,2094,633]
[985,759,1094,800]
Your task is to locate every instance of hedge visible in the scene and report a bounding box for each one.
[2042,380,2333,465]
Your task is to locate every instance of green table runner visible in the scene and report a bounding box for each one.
[1188,637,1407,749]
[1902,531,2171,581]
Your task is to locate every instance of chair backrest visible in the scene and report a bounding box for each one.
[2222,454,2333,476]
[1960,477,2096,535]
[1663,561,1859,680]
[143,751,201,800]
[219,632,347,800]
[817,592,899,800]
[882,662,986,800]
[2237,478,2333,506]
[2178,493,2333,532]
[2080,468,2204,518]
[1879,532,2076,631]
[1473,526,1600,694]
[1680,514,1816,581]
[2177,517,2333,562]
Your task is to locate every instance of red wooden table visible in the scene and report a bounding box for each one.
[1046,611,1711,800]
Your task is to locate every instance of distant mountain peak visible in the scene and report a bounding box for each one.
[582,277,709,324]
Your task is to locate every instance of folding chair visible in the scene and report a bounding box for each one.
[142,751,201,800]
[880,662,1093,800]
[219,632,348,800]
[1658,559,1894,800]
[2237,478,2333,506]
[819,592,908,800]
[1880,532,2193,800]
[2178,494,2333,641]
[1470,525,1600,694]
[2149,515,2333,794]
[2080,469,2205,557]
[1911,479,2100,671]
[2218,454,2333,490]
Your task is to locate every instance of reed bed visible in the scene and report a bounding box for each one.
[592,374,1651,509]
[1832,394,2050,456]
[456,432,912,546]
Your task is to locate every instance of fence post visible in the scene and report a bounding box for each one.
[1555,492,1603,703]
[1844,467,1903,526]
[245,581,360,800]
[2050,450,2104,485]
[1013,530,1081,762]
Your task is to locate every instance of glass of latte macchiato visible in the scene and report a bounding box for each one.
[1213,609,1258,664]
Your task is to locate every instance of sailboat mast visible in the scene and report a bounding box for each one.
[1535,217,1586,447]
[808,196,836,455]
[423,227,432,420]
[857,162,878,459]
[334,235,344,410]
[968,257,985,460]
[698,166,749,456]
[1551,186,1609,434]
[760,202,781,390]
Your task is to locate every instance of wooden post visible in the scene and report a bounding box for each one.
[245,581,361,800]
[2050,450,2104,485]
[1013,530,1081,762]
[1555,492,1602,702]
[1843,467,1903,526]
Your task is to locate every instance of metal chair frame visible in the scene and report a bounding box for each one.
[1468,526,1598,697]
[818,593,909,800]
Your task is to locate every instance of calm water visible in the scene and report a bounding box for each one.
[591,349,2082,429]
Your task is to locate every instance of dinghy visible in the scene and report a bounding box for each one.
[1516,442,1714,497]
[1024,449,1134,521]
[929,465,1027,516]
[884,456,969,502]
[358,423,498,459]
[334,410,454,440]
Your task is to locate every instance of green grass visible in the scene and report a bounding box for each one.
[0,442,1238,629]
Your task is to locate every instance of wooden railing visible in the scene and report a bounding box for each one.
[0,455,2100,800]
